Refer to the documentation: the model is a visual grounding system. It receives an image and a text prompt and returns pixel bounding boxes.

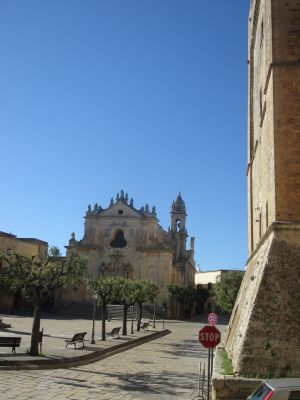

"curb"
[0,329,171,370]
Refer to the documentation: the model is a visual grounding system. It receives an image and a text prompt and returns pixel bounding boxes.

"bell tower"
[171,193,187,260]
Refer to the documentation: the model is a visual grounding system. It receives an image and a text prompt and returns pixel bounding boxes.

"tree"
[0,247,86,355]
[167,284,197,318]
[134,280,159,331]
[215,270,244,313]
[87,277,121,341]
[114,278,136,336]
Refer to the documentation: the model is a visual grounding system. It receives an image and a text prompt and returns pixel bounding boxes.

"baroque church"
[56,191,196,310]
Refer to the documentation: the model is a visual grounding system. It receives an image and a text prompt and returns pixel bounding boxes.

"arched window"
[110,229,127,248]
[176,219,181,231]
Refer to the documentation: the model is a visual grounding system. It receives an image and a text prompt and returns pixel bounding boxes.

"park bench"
[0,319,11,329]
[140,320,150,331]
[65,332,86,349]
[106,327,121,339]
[0,336,21,354]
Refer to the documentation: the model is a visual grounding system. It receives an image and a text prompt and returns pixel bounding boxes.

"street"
[0,319,226,400]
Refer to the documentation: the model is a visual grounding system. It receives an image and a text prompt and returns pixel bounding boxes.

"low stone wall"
[212,347,261,400]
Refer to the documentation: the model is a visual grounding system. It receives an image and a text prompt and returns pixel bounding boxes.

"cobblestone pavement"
[0,319,227,400]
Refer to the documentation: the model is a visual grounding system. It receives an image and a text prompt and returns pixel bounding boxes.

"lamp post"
[153,302,156,328]
[131,304,135,334]
[162,303,167,330]
[91,295,97,344]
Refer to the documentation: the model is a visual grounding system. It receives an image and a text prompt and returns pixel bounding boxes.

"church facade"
[57,191,196,310]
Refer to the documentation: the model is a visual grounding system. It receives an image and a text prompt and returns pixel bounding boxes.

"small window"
[118,209,123,215]
[259,212,262,239]
[259,89,263,119]
[260,19,264,48]
[110,229,127,248]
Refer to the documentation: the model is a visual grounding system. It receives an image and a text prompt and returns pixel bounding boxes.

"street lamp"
[162,303,167,330]
[153,301,156,328]
[130,303,135,334]
[91,294,97,344]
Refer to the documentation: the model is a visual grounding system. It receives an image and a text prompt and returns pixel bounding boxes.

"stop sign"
[199,325,221,348]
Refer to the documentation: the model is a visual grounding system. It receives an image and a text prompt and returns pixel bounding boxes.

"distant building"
[56,191,197,312]
[195,269,243,313]
[0,231,48,311]
[0,231,48,258]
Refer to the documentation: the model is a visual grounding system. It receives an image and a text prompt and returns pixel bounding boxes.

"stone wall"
[225,0,300,378]
[225,225,300,377]
[212,347,261,400]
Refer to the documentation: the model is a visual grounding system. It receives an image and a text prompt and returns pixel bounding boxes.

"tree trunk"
[30,302,41,356]
[101,301,106,341]
[122,304,128,336]
[137,303,143,332]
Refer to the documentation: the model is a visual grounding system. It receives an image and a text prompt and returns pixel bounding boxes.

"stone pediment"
[99,200,145,218]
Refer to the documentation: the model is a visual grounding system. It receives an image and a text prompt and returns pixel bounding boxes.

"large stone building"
[225,0,300,376]
[0,231,48,258]
[56,191,196,310]
[0,231,48,311]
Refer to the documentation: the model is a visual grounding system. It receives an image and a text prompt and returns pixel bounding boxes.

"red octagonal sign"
[199,325,221,348]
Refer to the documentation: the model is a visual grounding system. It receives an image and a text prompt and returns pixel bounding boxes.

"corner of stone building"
[224,228,300,377]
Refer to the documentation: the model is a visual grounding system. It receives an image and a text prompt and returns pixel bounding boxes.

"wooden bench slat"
[0,336,22,354]
[106,327,121,339]
[65,332,86,349]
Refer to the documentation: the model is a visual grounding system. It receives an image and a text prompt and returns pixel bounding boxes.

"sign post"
[198,325,221,399]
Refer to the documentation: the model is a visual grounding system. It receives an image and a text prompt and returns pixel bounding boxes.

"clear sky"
[0,1,250,271]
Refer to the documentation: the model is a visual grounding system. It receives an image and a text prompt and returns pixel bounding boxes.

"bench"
[140,320,150,331]
[65,332,86,349]
[0,336,21,354]
[0,319,12,329]
[106,327,121,339]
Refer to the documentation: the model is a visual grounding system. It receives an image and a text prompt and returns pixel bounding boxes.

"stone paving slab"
[0,318,229,400]
[0,314,169,369]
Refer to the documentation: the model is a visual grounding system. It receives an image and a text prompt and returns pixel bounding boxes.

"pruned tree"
[167,284,197,318]
[87,277,121,340]
[114,278,136,335]
[134,280,159,331]
[215,270,244,313]
[167,284,185,318]
[0,247,86,355]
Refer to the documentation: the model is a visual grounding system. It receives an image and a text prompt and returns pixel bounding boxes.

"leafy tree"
[134,280,159,331]
[88,277,121,340]
[114,278,136,336]
[167,284,198,318]
[0,247,86,355]
[195,286,209,314]
[215,270,244,313]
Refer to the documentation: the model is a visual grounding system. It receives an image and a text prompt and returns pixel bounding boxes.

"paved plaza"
[0,315,227,399]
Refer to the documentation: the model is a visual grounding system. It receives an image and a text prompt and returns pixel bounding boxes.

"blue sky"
[0,1,249,270]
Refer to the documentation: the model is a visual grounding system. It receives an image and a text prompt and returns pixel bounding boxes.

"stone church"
[56,191,196,310]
